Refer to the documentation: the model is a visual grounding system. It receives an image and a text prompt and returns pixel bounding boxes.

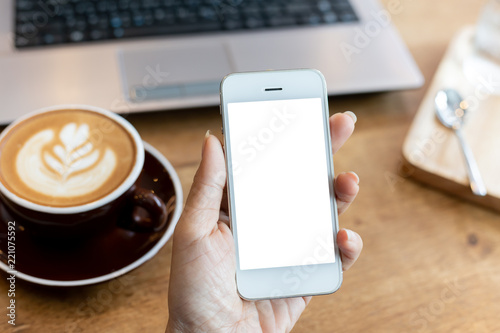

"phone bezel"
[220,69,342,300]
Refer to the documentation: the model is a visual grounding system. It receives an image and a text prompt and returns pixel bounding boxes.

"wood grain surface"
[2,1,500,332]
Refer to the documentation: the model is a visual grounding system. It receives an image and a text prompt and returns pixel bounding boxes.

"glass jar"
[475,0,500,62]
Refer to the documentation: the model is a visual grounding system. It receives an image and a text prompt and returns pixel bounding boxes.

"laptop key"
[217,4,239,18]
[40,20,65,33]
[338,11,358,22]
[75,17,88,31]
[129,0,142,11]
[329,0,353,8]
[298,13,323,26]
[264,5,282,17]
[142,0,162,9]
[176,6,198,23]
[43,33,66,45]
[110,14,123,28]
[224,19,244,30]
[16,11,39,23]
[154,9,175,24]
[245,16,265,29]
[317,0,332,12]
[15,35,41,47]
[118,0,131,11]
[119,12,133,27]
[143,10,155,25]
[242,6,261,16]
[323,11,338,23]
[16,0,36,11]
[285,3,312,14]
[68,30,85,42]
[89,29,110,40]
[268,16,296,27]
[199,6,218,21]
[75,2,95,15]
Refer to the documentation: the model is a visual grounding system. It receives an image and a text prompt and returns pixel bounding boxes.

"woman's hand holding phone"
[166,112,363,333]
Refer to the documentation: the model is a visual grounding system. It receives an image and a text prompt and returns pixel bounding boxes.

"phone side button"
[221,126,224,135]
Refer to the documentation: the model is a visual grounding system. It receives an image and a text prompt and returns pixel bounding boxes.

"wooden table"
[2,1,500,332]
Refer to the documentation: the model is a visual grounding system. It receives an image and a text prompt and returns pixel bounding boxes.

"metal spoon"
[434,89,487,196]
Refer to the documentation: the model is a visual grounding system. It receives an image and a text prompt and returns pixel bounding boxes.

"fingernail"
[344,111,357,124]
[345,229,357,241]
[202,130,211,157]
[348,171,360,185]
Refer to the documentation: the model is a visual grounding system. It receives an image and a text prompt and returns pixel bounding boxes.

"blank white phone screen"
[227,98,336,270]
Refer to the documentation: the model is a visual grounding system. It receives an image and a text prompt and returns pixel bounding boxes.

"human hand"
[166,112,363,333]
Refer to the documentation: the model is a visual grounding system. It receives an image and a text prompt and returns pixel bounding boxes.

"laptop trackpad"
[118,43,232,102]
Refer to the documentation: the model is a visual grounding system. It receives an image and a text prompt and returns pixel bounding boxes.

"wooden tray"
[402,27,500,212]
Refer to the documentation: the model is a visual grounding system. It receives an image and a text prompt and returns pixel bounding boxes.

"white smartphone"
[220,69,342,300]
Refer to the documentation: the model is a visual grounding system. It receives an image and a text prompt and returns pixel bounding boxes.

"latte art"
[16,123,116,197]
[44,123,99,180]
[0,110,136,207]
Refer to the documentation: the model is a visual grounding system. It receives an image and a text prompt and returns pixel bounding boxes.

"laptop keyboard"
[14,0,359,48]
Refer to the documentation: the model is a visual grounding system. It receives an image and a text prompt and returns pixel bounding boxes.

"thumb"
[176,132,226,242]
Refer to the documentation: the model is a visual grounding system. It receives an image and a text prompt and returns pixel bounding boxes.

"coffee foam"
[0,110,136,207]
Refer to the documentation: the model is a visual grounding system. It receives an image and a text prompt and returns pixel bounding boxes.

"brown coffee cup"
[0,105,167,238]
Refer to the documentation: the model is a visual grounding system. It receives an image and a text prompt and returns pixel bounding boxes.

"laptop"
[0,0,423,124]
